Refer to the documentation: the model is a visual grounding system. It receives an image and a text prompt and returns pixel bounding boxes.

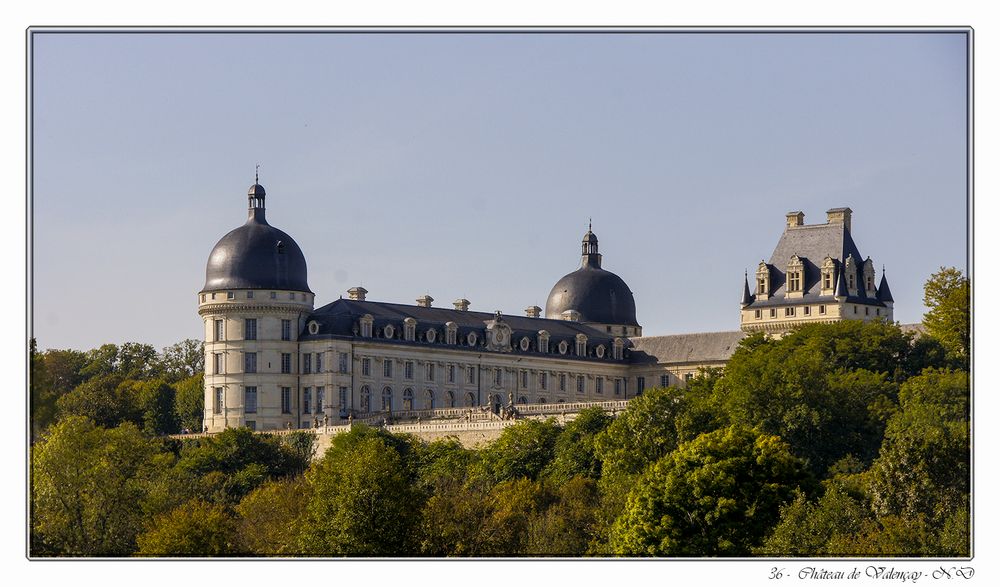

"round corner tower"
[198,181,314,432]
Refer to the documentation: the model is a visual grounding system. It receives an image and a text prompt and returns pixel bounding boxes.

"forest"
[28,268,970,557]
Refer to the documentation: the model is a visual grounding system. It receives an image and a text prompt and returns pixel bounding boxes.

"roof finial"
[589,217,592,232]
[255,163,260,185]
[882,264,886,275]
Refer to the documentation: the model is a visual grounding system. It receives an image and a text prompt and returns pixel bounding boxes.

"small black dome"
[202,184,310,293]
[545,267,638,326]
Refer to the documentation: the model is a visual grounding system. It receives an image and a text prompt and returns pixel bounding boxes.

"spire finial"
[589,217,592,232]
[255,163,260,185]
[882,264,886,275]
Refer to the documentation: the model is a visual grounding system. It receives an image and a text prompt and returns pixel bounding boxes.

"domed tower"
[545,224,641,337]
[197,179,314,432]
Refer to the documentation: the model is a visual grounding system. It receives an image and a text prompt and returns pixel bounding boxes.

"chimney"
[525,305,542,318]
[786,211,805,228]
[416,294,434,308]
[453,298,470,311]
[347,286,367,301]
[826,207,853,232]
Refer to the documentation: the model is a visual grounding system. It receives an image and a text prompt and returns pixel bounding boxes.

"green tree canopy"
[477,419,561,484]
[546,407,613,483]
[609,425,809,556]
[235,477,311,555]
[922,267,970,366]
[32,417,162,555]
[136,499,237,556]
[297,427,421,555]
[174,373,204,432]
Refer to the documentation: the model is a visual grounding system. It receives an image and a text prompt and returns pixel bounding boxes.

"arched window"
[445,390,455,408]
[465,392,476,407]
[518,396,528,405]
[360,386,371,413]
[575,334,588,357]
[424,389,435,410]
[445,322,458,345]
[537,330,550,354]
[403,388,414,411]
[538,397,546,404]
[360,314,374,338]
[382,387,393,411]
[403,317,416,341]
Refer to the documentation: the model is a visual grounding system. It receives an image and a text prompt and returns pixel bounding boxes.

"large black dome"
[202,184,311,293]
[544,229,638,327]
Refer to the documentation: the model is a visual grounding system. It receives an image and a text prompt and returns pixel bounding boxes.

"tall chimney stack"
[347,286,368,301]
[786,211,805,228]
[453,298,470,311]
[416,294,434,308]
[525,305,541,318]
[826,207,853,232]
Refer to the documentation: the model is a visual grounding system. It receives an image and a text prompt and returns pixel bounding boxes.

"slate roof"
[628,331,747,365]
[746,221,887,308]
[301,298,629,363]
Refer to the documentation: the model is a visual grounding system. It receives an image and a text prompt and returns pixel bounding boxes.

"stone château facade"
[197,182,895,432]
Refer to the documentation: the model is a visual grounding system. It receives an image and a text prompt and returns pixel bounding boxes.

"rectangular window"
[788,272,800,292]
[769,308,777,318]
[785,307,795,317]
[448,365,455,383]
[244,386,257,413]
[384,360,393,378]
[595,377,603,394]
[660,374,669,387]
[315,352,324,373]
[685,373,694,382]
[339,386,348,412]
[467,366,475,384]
[754,309,761,320]
[865,306,870,316]
[244,318,257,340]
[854,305,858,314]
[427,363,435,381]
[362,358,371,376]
[214,319,224,342]
[281,353,291,374]
[405,361,414,380]
[804,306,811,316]
[757,277,766,294]
[559,374,566,392]
[819,305,826,315]
[227,291,235,300]
[637,376,645,394]
[338,352,348,374]
[576,375,585,394]
[303,353,312,374]
[494,368,502,386]
[270,291,277,299]
[303,388,311,414]
[214,387,223,414]
[521,371,528,389]
[540,372,548,390]
[213,352,223,375]
[823,273,832,289]
[281,387,291,414]
[281,319,291,341]
[316,387,325,414]
[614,378,622,396]
[244,352,257,373]
[289,292,295,300]
[247,290,254,299]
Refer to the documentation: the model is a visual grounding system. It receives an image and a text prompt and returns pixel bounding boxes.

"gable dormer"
[786,254,804,299]
[755,261,771,300]
[844,254,858,296]
[820,256,836,295]
[863,257,876,298]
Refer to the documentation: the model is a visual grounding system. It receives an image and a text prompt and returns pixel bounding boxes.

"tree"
[609,425,808,556]
[526,476,602,556]
[158,339,204,382]
[478,419,561,484]
[546,407,612,483]
[119,378,181,435]
[297,428,421,555]
[756,484,871,556]
[922,267,970,366]
[235,477,311,555]
[174,373,204,432]
[30,342,89,440]
[867,368,969,527]
[31,417,161,555]
[136,499,237,556]
[55,374,137,429]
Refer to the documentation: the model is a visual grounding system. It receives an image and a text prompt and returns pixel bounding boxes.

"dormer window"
[426,329,437,343]
[537,330,550,354]
[845,255,858,294]
[360,314,374,338]
[786,255,804,296]
[445,322,458,345]
[820,257,836,294]
[467,332,478,347]
[756,262,771,299]
[520,337,530,351]
[383,324,395,339]
[558,340,569,355]
[613,338,625,360]
[403,318,416,341]
[575,334,588,357]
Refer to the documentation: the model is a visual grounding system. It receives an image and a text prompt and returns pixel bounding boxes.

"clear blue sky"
[30,31,969,351]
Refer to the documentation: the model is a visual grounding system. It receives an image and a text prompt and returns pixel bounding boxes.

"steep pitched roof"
[746,221,885,308]
[628,331,746,365]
